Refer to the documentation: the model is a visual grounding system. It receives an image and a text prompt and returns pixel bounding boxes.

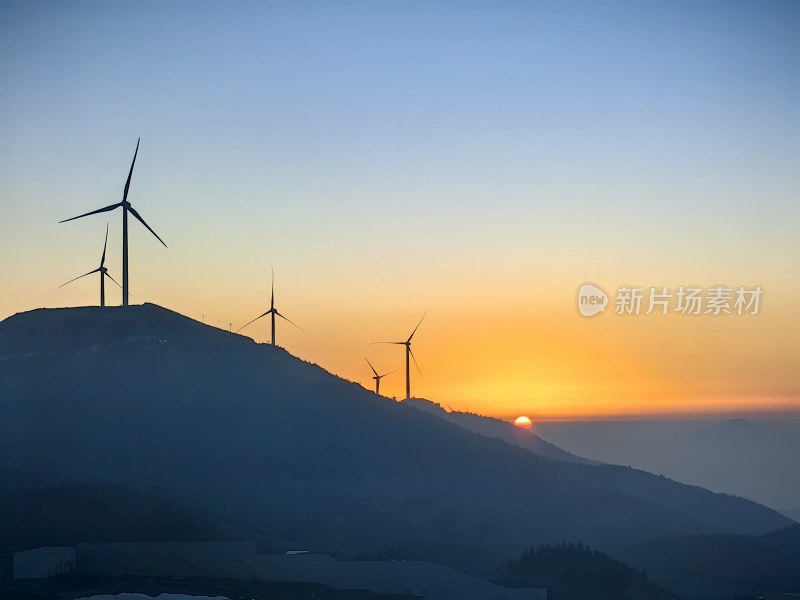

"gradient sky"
[2,1,798,419]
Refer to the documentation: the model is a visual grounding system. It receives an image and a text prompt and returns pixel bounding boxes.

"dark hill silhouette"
[404,398,595,464]
[0,480,269,553]
[0,304,792,577]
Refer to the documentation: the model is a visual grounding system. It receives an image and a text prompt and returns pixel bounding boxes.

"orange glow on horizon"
[3,263,798,421]
[6,287,795,421]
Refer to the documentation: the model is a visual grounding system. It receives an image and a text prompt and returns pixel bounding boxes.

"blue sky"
[3,1,797,245]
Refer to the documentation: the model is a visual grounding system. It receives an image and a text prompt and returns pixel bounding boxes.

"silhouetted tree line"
[495,542,652,600]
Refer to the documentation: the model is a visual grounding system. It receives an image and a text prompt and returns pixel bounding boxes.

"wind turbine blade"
[104,271,123,289]
[270,265,275,310]
[407,310,427,343]
[275,311,305,331]
[59,268,100,288]
[409,347,423,376]
[236,311,270,333]
[59,202,120,223]
[100,223,109,267]
[123,138,140,204]
[368,341,406,346]
[128,205,168,248]
[365,357,379,377]
[380,369,398,378]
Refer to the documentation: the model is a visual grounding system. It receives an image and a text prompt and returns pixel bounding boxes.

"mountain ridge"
[536,417,800,516]
[0,304,792,578]
[403,398,596,464]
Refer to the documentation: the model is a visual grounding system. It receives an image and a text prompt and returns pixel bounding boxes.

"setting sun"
[514,416,533,430]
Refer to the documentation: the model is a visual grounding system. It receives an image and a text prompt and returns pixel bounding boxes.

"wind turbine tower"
[238,267,303,346]
[60,138,167,307]
[59,224,122,306]
[365,358,395,396]
[374,311,426,400]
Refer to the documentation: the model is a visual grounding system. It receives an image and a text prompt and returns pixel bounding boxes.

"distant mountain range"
[617,525,800,598]
[0,304,794,587]
[536,417,800,519]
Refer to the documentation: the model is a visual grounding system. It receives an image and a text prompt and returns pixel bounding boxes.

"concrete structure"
[77,541,254,580]
[332,560,546,600]
[255,553,547,600]
[15,542,546,599]
[14,546,76,579]
[256,552,337,583]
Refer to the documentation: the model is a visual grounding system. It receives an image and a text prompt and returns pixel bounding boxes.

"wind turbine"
[365,358,396,396]
[59,138,167,307]
[237,267,303,346]
[59,224,122,307]
[373,311,426,400]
